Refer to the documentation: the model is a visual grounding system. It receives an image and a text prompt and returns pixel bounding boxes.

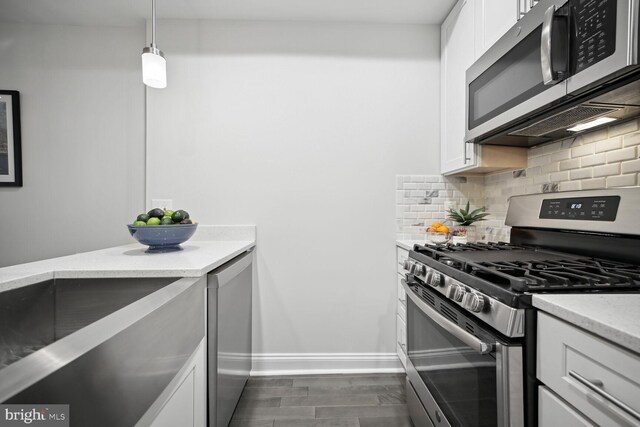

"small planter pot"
[451,225,477,244]
[452,235,467,245]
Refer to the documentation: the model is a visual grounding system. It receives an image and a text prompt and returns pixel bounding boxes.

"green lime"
[160,217,173,225]
[164,209,174,217]
[175,209,189,219]
[136,213,150,222]
[171,211,185,223]
[133,220,147,226]
[147,208,164,219]
[147,217,161,226]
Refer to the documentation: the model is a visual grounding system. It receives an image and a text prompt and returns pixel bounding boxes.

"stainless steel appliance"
[207,250,253,427]
[403,188,640,427]
[466,0,640,147]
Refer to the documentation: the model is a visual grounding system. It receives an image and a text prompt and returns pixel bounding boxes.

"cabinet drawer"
[397,247,409,274]
[397,275,407,322]
[537,313,640,427]
[539,386,596,427]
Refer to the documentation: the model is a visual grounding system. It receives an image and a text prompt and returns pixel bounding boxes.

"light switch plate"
[151,199,173,210]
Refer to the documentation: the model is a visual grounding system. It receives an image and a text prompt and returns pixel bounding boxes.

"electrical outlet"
[151,199,173,210]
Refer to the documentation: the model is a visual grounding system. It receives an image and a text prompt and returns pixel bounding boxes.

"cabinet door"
[475,0,518,57]
[440,0,478,175]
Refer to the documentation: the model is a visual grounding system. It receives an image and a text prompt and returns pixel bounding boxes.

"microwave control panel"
[539,196,620,221]
[573,0,617,74]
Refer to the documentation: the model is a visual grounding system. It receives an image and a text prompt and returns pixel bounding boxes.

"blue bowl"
[127,224,198,253]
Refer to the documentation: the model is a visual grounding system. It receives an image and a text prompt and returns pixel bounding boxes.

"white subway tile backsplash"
[559,181,581,191]
[581,177,607,190]
[607,174,637,187]
[581,153,606,167]
[571,143,595,158]
[559,158,581,170]
[595,136,622,153]
[621,159,640,174]
[606,146,636,163]
[570,167,593,180]
[540,163,560,173]
[550,171,570,182]
[529,155,552,167]
[593,163,620,177]
[533,174,550,184]
[397,121,640,240]
[550,149,571,162]
[579,128,608,144]
[623,131,640,147]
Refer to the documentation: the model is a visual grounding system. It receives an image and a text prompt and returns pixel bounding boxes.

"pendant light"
[142,0,166,88]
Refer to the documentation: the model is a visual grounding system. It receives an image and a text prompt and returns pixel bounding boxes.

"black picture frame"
[0,90,22,187]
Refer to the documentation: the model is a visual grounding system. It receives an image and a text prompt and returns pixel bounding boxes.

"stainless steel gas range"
[402,188,640,427]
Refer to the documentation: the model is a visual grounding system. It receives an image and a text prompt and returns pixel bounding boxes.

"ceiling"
[0,0,457,27]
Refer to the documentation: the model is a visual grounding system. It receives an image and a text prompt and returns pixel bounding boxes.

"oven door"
[466,0,569,143]
[402,279,524,427]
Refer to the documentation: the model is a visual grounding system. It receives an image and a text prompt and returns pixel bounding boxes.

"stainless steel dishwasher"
[207,250,253,427]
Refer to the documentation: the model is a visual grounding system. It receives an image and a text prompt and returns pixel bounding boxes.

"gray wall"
[0,22,145,267]
[146,20,441,362]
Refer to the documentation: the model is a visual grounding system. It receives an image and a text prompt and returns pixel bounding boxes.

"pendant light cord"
[151,0,157,48]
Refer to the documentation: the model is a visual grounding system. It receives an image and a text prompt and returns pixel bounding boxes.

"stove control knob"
[402,259,411,271]
[464,293,487,313]
[447,284,466,302]
[430,272,442,287]
[416,264,427,276]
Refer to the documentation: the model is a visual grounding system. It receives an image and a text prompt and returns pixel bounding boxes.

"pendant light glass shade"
[142,0,166,89]
[142,47,166,88]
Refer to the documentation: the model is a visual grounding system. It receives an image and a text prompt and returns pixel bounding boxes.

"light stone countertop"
[396,240,424,251]
[0,226,256,293]
[533,294,640,355]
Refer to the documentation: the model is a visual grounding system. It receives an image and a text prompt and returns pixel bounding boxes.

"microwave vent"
[509,105,620,137]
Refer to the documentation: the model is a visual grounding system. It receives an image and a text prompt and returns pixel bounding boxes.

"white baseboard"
[251,353,404,376]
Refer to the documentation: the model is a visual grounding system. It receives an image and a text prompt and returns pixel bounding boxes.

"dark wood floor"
[229,373,413,427]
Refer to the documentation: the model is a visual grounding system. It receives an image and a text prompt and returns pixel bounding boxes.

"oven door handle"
[402,279,494,355]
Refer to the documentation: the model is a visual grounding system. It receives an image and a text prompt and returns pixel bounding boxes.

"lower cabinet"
[537,312,640,427]
[396,246,409,368]
[138,339,207,427]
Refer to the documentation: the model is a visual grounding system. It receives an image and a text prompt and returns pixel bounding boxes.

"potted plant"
[446,201,489,244]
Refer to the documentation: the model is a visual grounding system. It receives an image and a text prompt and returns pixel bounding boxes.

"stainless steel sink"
[0,276,205,427]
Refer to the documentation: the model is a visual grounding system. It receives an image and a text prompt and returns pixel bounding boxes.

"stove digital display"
[539,196,620,221]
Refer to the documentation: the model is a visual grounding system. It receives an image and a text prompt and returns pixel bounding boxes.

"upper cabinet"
[474,0,519,56]
[440,0,528,176]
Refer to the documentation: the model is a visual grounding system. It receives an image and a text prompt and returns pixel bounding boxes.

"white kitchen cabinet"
[537,313,640,427]
[138,339,207,427]
[440,0,528,175]
[441,0,478,175]
[474,0,518,57]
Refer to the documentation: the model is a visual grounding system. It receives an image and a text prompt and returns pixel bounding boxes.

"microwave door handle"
[402,279,494,355]
[541,5,557,85]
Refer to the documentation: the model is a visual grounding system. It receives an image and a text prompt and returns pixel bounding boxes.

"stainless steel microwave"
[466,0,640,147]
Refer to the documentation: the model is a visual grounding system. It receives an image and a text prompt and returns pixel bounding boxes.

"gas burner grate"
[412,242,640,294]
[471,258,640,292]
[436,242,527,252]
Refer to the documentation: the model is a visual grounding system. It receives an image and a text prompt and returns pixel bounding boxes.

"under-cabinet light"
[567,117,617,132]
